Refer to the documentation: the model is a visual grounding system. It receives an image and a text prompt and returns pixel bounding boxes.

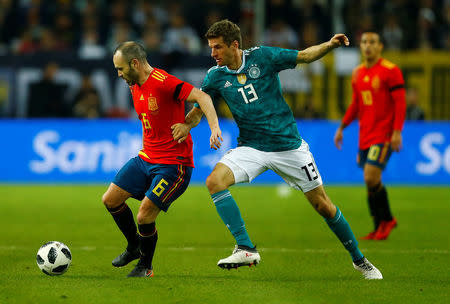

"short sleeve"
[164,74,194,102]
[260,46,298,72]
[200,72,219,101]
[387,66,405,91]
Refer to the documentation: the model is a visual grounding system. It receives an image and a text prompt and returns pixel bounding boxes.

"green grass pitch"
[0,184,449,304]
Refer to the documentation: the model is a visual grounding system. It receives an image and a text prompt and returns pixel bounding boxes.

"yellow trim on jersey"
[139,150,151,159]
[152,70,167,82]
[152,75,164,82]
[380,59,396,69]
[154,70,166,79]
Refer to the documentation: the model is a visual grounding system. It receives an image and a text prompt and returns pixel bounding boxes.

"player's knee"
[307,188,335,217]
[102,191,123,209]
[364,175,380,188]
[136,211,147,225]
[205,173,224,193]
[137,200,159,224]
[322,203,336,218]
[137,209,158,224]
[315,201,334,218]
[102,192,114,208]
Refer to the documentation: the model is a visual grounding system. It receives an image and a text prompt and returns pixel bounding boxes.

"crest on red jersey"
[148,97,159,112]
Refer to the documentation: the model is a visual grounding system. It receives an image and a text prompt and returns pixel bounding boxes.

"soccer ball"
[36,241,72,276]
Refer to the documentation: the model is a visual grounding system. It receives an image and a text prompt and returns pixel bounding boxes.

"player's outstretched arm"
[186,88,223,150]
[297,34,349,64]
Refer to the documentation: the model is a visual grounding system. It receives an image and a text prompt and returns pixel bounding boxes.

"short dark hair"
[114,41,147,64]
[205,19,242,48]
[361,30,383,44]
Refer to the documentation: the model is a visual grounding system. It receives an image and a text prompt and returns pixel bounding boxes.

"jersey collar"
[139,69,158,89]
[225,50,246,74]
[364,57,383,70]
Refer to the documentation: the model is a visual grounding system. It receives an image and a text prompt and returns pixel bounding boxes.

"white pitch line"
[0,245,448,254]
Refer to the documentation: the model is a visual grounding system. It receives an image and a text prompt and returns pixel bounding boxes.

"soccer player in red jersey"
[102,41,222,277]
[334,31,406,240]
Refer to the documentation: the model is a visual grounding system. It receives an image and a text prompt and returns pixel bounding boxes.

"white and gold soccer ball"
[36,241,72,276]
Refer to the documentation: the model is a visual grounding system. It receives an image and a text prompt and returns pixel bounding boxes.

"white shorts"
[219,140,323,193]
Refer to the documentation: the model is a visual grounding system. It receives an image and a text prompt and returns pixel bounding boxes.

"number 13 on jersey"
[238,84,259,104]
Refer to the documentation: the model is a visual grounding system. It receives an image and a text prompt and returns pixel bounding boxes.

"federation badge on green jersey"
[248,64,260,78]
[237,74,247,84]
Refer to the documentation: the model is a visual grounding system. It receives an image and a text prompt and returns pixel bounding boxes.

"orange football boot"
[373,218,397,240]
[360,231,377,240]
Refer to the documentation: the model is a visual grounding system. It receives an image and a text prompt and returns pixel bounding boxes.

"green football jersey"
[201,46,302,152]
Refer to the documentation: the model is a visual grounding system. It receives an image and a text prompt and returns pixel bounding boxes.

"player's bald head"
[114,41,148,64]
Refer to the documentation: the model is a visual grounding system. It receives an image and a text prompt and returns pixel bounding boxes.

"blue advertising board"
[0,119,448,184]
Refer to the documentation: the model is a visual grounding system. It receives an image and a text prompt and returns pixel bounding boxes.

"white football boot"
[217,245,261,269]
[353,257,383,279]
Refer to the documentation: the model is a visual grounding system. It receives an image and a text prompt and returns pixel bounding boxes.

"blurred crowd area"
[1,0,449,57]
[0,0,448,120]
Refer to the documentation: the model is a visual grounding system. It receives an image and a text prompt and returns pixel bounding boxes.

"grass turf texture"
[0,185,448,304]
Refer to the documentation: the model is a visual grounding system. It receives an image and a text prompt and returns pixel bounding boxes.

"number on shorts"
[368,145,380,161]
[301,162,319,182]
[152,179,168,197]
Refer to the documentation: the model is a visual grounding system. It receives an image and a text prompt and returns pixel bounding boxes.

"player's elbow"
[297,51,312,64]
[197,92,213,108]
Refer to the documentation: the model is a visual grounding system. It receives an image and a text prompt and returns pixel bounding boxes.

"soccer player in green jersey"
[173,20,382,279]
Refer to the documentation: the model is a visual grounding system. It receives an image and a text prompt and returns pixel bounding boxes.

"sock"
[212,190,254,248]
[376,185,393,221]
[107,203,139,250]
[369,183,393,223]
[138,222,158,268]
[367,184,382,230]
[324,206,364,262]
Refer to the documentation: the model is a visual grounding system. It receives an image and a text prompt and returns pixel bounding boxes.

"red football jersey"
[130,68,194,167]
[342,58,406,149]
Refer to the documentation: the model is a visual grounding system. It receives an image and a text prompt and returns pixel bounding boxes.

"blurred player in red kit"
[334,31,406,240]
